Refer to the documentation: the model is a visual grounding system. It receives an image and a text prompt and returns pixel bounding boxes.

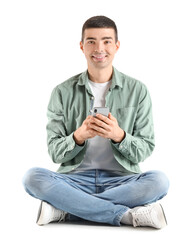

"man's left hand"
[89,113,125,143]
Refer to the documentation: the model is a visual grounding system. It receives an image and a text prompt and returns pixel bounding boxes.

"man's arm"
[47,87,85,164]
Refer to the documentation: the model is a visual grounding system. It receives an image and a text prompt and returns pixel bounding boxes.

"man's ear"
[80,41,84,52]
[116,41,120,52]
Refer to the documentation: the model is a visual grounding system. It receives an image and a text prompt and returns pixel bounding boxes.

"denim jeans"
[22,168,169,226]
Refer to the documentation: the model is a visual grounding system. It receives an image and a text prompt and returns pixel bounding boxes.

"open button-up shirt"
[47,67,155,174]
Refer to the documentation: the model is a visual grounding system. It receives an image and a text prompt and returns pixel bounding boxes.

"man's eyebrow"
[85,37,113,41]
[101,37,113,40]
[85,37,97,40]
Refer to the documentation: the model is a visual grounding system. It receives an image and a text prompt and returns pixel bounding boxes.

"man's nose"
[95,42,104,53]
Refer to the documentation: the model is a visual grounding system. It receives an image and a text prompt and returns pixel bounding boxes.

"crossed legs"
[23,168,169,226]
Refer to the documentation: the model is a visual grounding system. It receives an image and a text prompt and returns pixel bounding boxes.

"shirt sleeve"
[46,86,85,164]
[111,85,155,164]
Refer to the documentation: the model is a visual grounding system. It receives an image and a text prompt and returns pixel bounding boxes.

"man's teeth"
[93,56,105,58]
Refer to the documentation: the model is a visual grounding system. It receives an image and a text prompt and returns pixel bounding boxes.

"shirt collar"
[110,67,123,89]
[78,67,123,89]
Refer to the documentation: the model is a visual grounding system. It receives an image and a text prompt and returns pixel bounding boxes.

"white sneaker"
[130,203,167,229]
[36,201,67,226]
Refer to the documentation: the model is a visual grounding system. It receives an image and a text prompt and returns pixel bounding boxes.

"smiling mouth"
[92,54,107,61]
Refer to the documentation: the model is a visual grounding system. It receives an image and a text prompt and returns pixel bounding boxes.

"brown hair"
[81,16,118,43]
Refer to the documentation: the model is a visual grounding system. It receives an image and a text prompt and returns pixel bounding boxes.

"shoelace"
[57,212,67,223]
[132,207,154,227]
[49,209,67,223]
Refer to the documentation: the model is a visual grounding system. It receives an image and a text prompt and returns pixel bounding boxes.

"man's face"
[80,28,120,70]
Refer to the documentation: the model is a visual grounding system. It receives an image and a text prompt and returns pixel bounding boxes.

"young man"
[23,16,169,229]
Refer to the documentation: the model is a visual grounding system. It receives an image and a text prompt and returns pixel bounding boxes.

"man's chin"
[91,60,111,69]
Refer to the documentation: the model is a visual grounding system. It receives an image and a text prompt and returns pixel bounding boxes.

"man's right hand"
[73,115,97,145]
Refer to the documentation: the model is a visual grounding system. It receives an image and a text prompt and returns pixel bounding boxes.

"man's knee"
[147,170,170,198]
[22,167,49,197]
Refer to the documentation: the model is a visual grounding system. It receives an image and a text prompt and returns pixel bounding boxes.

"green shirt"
[47,67,155,174]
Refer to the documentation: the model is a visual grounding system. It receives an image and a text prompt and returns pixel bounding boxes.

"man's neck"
[87,66,113,83]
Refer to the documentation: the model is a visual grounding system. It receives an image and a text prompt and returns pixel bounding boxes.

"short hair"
[81,16,118,43]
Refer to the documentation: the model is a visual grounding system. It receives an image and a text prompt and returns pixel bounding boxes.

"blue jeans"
[22,168,169,226]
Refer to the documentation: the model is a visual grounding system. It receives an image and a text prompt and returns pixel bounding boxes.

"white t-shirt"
[72,79,130,175]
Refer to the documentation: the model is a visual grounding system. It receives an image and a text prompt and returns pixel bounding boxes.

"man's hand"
[73,113,125,145]
[89,113,125,143]
[73,115,98,145]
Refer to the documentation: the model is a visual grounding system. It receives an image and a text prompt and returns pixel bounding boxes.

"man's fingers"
[108,113,118,122]
[91,117,111,130]
[95,114,111,124]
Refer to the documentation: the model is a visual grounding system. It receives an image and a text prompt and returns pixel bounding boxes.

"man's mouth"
[91,54,107,61]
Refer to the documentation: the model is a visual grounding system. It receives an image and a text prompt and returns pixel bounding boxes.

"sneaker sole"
[36,201,44,226]
[155,203,167,229]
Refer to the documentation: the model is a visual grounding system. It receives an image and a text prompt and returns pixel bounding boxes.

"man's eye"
[88,41,95,44]
[105,41,111,44]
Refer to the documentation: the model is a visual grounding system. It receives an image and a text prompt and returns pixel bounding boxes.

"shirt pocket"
[116,107,137,133]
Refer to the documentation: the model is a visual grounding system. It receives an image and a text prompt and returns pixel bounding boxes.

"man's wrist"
[73,131,85,146]
[112,130,126,143]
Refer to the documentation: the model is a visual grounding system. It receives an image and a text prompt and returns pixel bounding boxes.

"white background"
[0,0,196,239]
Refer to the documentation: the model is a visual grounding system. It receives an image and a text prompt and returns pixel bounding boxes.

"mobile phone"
[92,107,109,117]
